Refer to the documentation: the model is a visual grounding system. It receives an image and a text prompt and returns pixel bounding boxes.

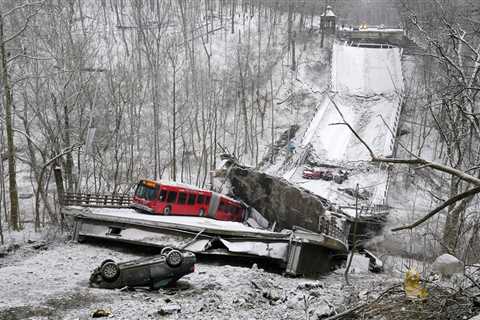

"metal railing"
[63,192,133,208]
[318,216,349,245]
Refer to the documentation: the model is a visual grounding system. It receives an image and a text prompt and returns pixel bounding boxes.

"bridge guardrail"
[63,192,133,208]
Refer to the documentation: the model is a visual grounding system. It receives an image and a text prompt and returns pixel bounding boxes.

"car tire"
[161,247,173,256]
[163,206,171,215]
[100,261,120,282]
[166,250,183,268]
[101,259,115,267]
[199,208,205,217]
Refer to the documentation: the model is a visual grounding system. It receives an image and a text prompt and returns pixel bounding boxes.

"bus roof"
[140,179,243,204]
[156,179,208,192]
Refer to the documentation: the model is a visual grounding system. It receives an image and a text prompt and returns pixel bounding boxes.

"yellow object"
[404,269,428,300]
[142,179,157,188]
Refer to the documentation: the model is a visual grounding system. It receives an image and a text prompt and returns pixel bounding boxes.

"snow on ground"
[0,240,398,320]
[290,162,389,211]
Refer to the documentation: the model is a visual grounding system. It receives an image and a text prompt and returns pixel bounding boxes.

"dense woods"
[0,0,479,265]
[388,0,480,259]
[3,1,480,320]
[0,0,302,231]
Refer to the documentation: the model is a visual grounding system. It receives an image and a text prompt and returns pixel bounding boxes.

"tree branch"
[371,157,480,186]
[326,94,376,159]
[3,1,44,18]
[3,9,41,44]
[42,143,83,169]
[391,185,480,232]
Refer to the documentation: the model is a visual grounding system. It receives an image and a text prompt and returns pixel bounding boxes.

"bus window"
[159,190,167,201]
[188,194,196,205]
[197,195,204,204]
[135,184,156,200]
[205,196,211,205]
[178,192,187,204]
[167,191,177,203]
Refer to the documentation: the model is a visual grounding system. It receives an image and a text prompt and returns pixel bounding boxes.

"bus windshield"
[135,183,157,200]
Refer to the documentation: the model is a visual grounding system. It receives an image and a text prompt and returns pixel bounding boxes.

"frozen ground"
[0,239,398,320]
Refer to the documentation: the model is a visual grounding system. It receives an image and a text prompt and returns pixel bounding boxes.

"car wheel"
[199,208,205,217]
[166,250,183,268]
[161,247,173,256]
[100,261,120,282]
[101,259,115,267]
[163,206,171,215]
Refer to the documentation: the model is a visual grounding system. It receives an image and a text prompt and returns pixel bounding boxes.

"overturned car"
[90,248,195,290]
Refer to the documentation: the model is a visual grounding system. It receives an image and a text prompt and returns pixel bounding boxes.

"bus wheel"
[163,206,171,215]
[199,208,205,217]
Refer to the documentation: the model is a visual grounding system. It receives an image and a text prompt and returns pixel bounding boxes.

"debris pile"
[302,168,349,184]
[337,284,480,320]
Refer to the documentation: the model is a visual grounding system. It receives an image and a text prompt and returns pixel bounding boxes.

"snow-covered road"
[332,44,403,96]
[303,42,404,161]
[292,42,405,209]
[301,94,400,161]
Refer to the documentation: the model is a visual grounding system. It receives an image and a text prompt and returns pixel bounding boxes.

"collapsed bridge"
[281,40,405,218]
[62,35,405,277]
[63,174,349,277]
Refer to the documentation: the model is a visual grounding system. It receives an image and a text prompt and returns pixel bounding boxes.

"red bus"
[131,179,246,222]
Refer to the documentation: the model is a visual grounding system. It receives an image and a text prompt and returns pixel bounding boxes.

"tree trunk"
[0,13,20,231]
[172,61,177,181]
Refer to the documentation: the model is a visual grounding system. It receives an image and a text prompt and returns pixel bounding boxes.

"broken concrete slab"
[225,164,330,233]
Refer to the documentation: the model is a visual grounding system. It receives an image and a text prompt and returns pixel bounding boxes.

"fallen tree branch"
[391,185,480,232]
[327,94,376,159]
[327,94,480,232]
[371,157,480,186]
[324,284,402,320]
